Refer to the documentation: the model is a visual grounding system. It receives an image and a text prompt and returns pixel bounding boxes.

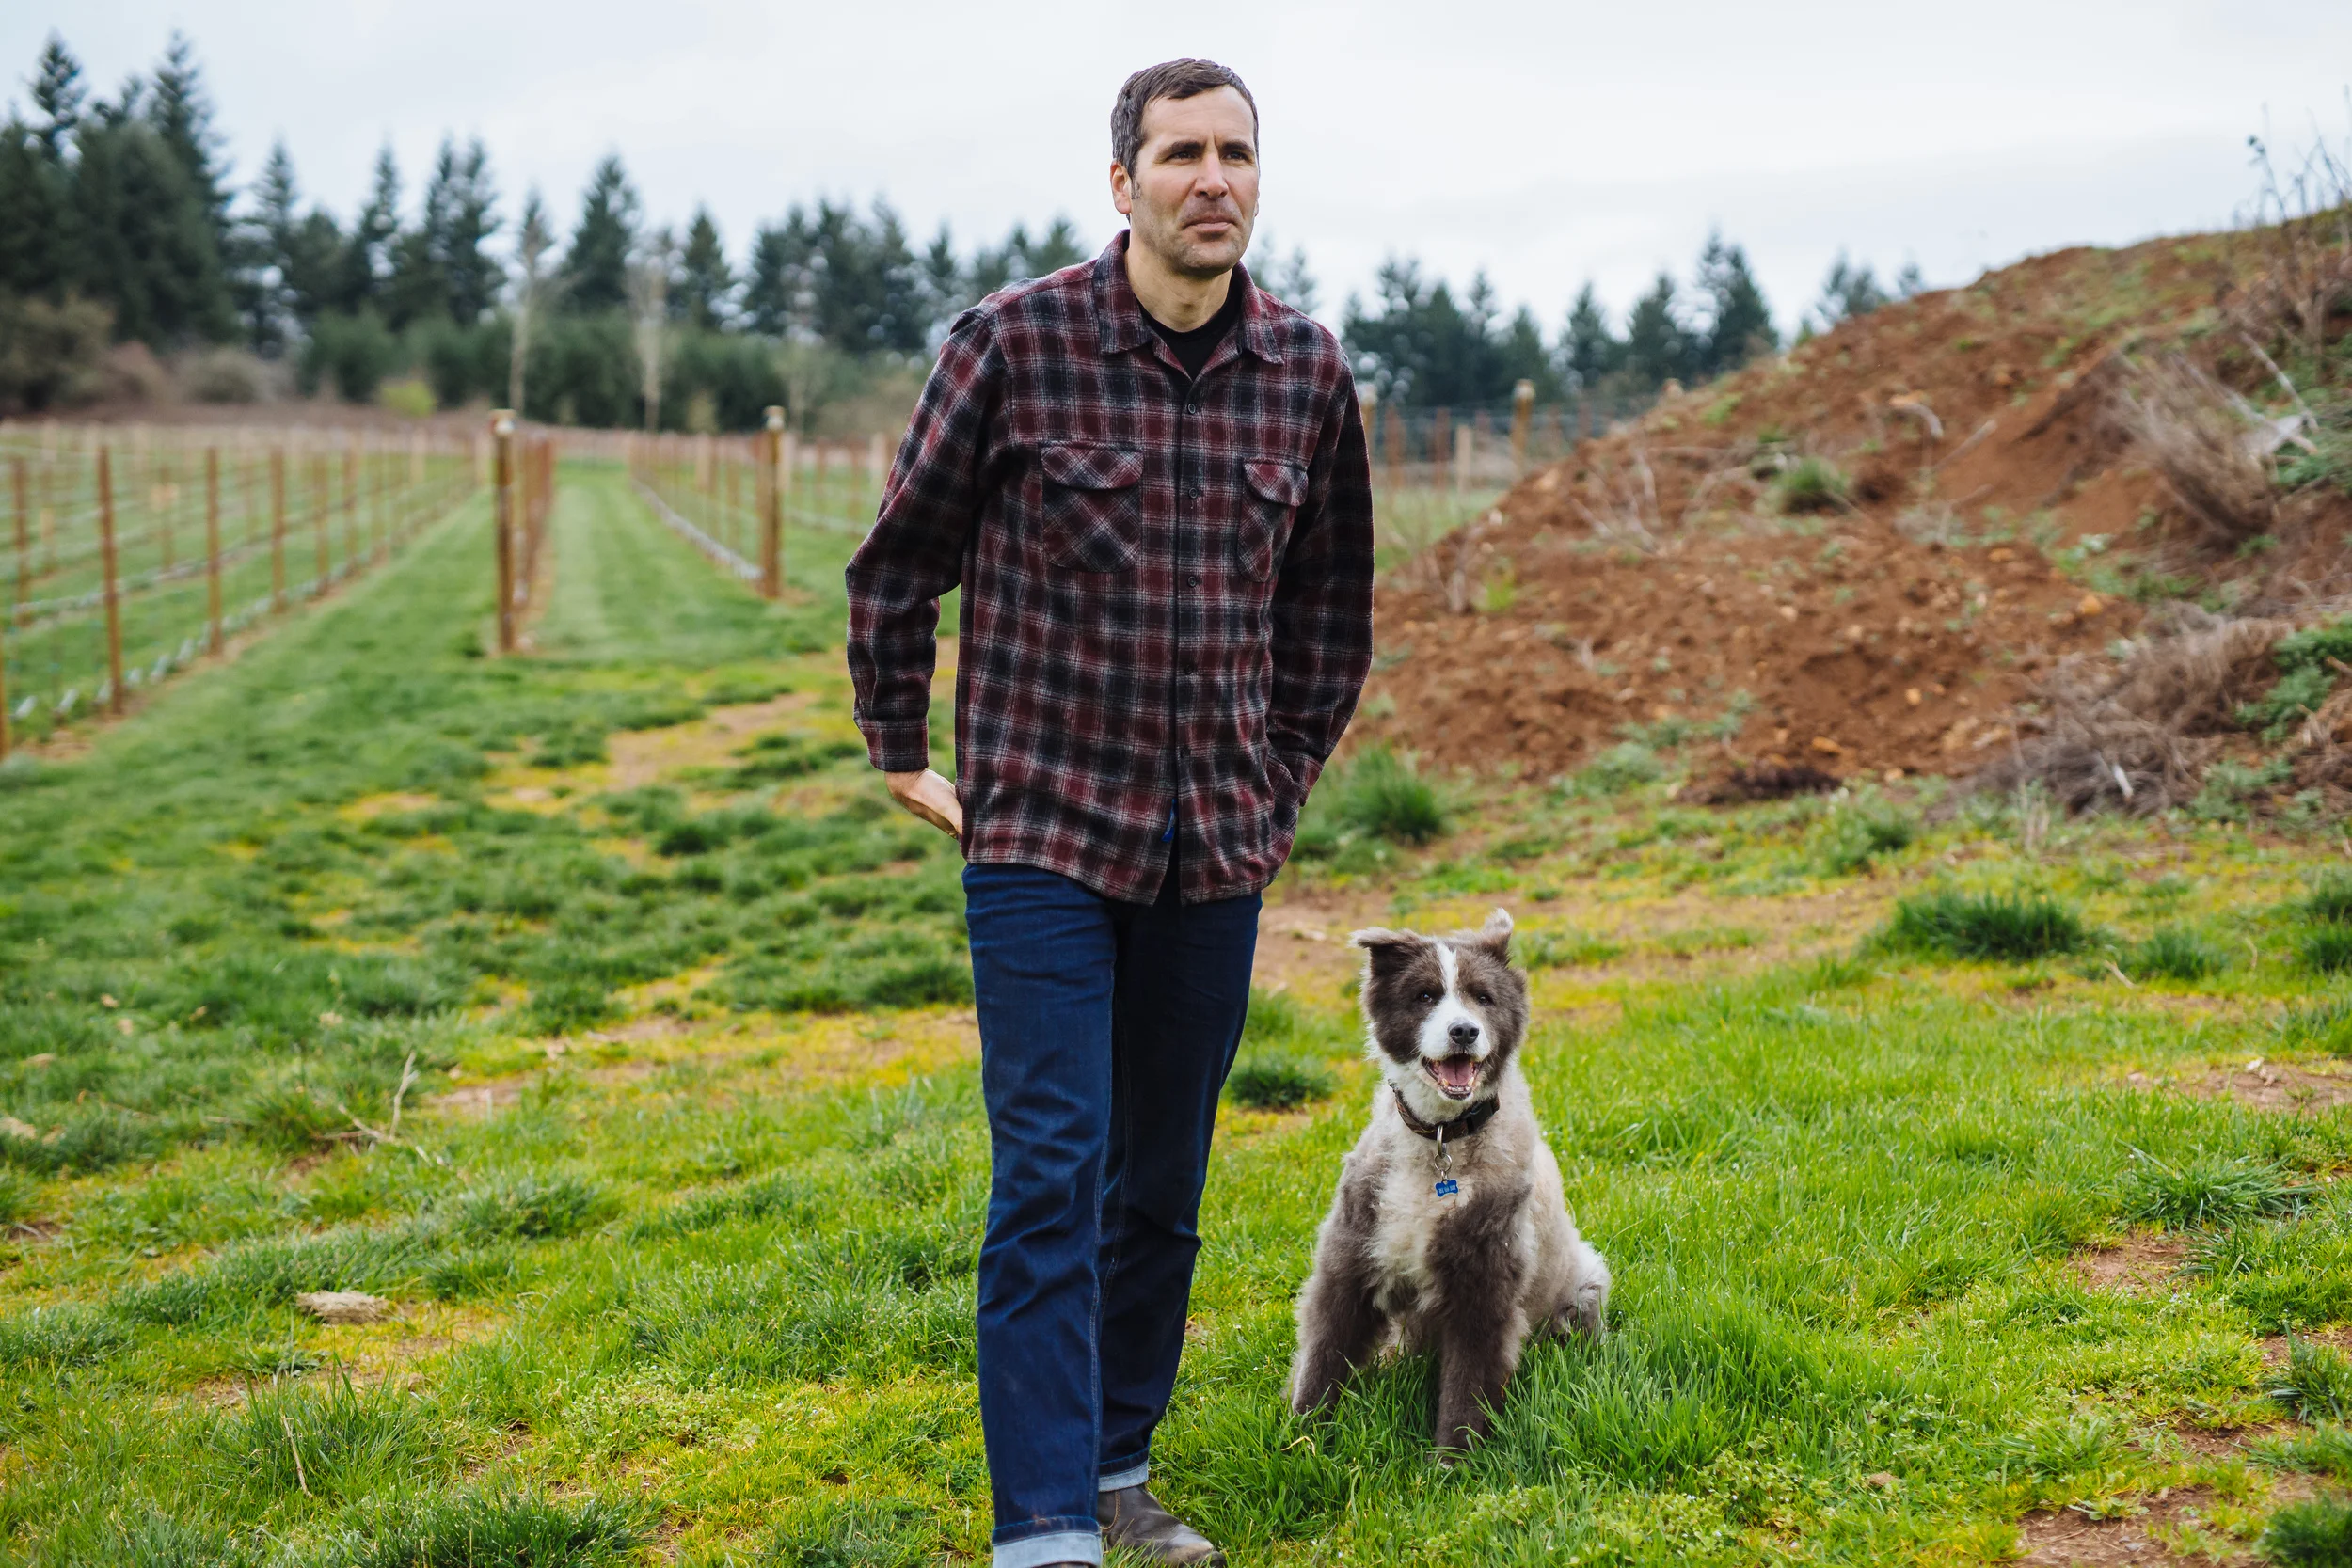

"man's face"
[1112,87,1259,279]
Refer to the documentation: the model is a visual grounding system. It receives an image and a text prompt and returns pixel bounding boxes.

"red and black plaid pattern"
[846,233,1375,904]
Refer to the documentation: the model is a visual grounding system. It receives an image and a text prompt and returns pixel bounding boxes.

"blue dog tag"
[1434,1178,1459,1198]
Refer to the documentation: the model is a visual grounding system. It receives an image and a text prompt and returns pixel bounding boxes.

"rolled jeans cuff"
[1097,1456,1150,1492]
[992,1523,1102,1568]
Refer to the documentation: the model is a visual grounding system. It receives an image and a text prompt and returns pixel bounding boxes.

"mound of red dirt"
[1351,230,2351,788]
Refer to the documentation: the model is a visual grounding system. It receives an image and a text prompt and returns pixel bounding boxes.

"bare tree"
[507,189,560,414]
[628,228,677,434]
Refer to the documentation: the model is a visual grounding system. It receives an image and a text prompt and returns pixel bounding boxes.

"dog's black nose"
[1447,1020,1480,1048]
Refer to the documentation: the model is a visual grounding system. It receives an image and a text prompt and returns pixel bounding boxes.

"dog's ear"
[1349,927,1425,975]
[1475,908,1514,958]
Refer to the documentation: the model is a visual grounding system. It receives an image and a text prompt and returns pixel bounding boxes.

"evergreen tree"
[29,35,85,161]
[1251,238,1318,315]
[507,186,558,411]
[1024,216,1087,276]
[1560,282,1620,391]
[1342,259,1525,406]
[441,137,501,324]
[336,144,399,315]
[72,102,235,344]
[806,200,926,354]
[1813,252,1888,329]
[919,222,964,334]
[675,206,732,329]
[146,33,229,236]
[383,136,500,329]
[741,218,800,338]
[1620,272,1689,391]
[561,154,638,314]
[1694,230,1775,377]
[0,110,71,298]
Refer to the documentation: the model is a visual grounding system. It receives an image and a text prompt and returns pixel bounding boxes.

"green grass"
[2124,925,2231,982]
[10,461,2352,1561]
[1768,455,1851,514]
[1879,888,2090,961]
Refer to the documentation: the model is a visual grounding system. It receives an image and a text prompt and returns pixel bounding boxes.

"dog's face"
[1350,909,1529,1113]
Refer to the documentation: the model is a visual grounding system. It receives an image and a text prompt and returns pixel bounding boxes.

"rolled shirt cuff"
[863,721,931,775]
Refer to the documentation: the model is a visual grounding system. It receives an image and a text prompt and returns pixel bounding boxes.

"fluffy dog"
[1287,909,1610,1450]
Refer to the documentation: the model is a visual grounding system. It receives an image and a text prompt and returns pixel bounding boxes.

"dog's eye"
[1415,990,1435,1004]
[1475,990,1493,1006]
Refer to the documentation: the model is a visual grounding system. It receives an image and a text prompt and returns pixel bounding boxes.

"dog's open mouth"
[1422,1055,1482,1100]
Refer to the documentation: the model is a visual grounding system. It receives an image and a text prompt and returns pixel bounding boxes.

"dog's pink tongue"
[1428,1056,1480,1097]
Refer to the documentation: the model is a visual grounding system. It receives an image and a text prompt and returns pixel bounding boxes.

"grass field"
[8,464,2352,1564]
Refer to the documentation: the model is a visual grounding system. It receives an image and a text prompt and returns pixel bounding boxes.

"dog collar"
[1391,1088,1500,1143]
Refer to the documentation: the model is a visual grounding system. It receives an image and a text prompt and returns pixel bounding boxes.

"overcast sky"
[8,2,2349,338]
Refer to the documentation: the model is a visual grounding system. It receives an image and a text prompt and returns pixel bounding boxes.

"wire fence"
[622,424,890,596]
[0,421,477,755]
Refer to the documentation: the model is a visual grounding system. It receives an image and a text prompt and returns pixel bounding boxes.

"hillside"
[1352,229,2352,804]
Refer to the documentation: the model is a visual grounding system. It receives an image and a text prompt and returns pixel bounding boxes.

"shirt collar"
[1091,230,1285,367]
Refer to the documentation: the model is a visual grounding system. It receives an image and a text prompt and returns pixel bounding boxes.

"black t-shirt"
[1144,278,1245,381]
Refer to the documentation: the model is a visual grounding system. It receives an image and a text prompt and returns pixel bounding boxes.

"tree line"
[1344,237,1925,411]
[0,33,1102,429]
[0,29,1926,428]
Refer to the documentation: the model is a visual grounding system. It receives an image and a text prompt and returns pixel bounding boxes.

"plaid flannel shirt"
[845,234,1375,904]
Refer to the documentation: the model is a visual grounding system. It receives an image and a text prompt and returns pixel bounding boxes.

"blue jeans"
[962,854,1261,1568]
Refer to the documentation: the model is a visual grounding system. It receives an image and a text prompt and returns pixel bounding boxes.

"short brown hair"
[1111,59,1257,174]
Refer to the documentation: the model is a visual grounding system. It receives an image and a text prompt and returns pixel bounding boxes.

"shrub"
[181,346,267,404]
[0,290,110,413]
[377,376,436,419]
[1881,890,2087,961]
[1769,456,1849,514]
[1226,1054,1337,1111]
[301,311,400,404]
[2112,352,2277,547]
[2264,1496,2352,1567]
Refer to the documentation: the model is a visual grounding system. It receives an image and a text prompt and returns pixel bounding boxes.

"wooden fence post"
[492,410,516,654]
[761,406,785,598]
[9,457,25,625]
[157,456,175,572]
[1359,387,1380,494]
[1454,421,1474,497]
[1511,380,1534,476]
[310,452,330,592]
[342,439,359,571]
[97,447,123,716]
[1431,408,1452,493]
[205,448,223,654]
[1384,405,1405,498]
[270,448,287,610]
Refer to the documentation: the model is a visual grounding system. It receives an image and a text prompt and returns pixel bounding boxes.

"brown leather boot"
[1096,1485,1226,1565]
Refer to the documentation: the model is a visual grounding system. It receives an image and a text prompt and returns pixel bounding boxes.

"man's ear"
[1475,908,1514,959]
[1109,161,1134,217]
[1349,927,1425,976]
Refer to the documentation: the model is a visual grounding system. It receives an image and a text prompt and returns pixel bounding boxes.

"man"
[845,58,1373,1568]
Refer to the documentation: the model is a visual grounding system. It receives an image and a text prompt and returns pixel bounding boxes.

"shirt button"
[1186,572,1202,587]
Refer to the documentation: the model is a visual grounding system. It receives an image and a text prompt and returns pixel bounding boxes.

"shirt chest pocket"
[1236,458,1308,581]
[1040,442,1144,573]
